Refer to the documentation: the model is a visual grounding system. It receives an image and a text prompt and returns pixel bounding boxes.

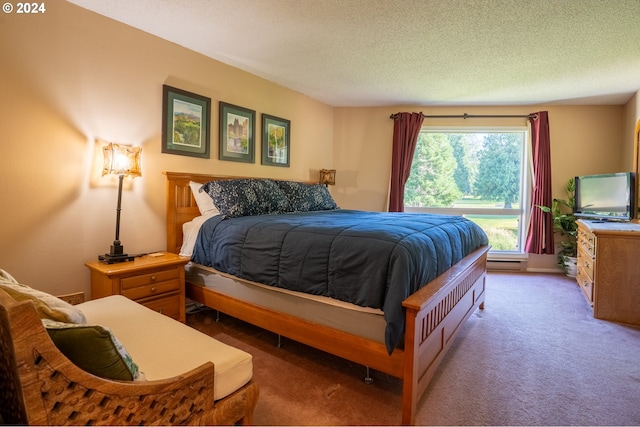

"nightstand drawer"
[139,293,181,320]
[121,269,180,290]
[86,252,189,323]
[121,279,180,300]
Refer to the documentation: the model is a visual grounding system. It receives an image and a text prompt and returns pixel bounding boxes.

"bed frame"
[165,171,488,425]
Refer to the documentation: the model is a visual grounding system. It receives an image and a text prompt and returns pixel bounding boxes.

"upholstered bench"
[0,270,258,426]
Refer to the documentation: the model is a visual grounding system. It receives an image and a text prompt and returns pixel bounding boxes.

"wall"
[332,104,625,271]
[332,105,624,211]
[1,2,636,292]
[0,2,333,296]
[623,92,638,171]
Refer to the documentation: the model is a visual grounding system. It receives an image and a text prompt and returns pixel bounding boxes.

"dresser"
[576,220,640,326]
[85,252,190,322]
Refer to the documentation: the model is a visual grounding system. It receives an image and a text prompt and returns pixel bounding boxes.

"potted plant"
[538,178,578,276]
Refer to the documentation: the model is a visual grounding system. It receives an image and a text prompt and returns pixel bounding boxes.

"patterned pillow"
[0,269,86,324]
[201,178,291,218]
[277,181,338,211]
[43,319,142,381]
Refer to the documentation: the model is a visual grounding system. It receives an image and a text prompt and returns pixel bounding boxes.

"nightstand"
[85,252,190,322]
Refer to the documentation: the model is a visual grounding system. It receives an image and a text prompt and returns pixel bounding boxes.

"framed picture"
[219,102,255,163]
[261,114,290,167]
[162,85,211,158]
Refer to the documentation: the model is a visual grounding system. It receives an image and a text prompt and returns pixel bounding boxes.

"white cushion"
[77,295,252,400]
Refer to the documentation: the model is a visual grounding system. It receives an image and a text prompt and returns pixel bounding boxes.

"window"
[404,127,530,254]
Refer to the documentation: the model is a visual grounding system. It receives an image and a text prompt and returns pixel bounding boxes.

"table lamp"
[99,143,142,264]
[319,169,336,187]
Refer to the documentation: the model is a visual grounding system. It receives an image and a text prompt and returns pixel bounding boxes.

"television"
[574,172,636,221]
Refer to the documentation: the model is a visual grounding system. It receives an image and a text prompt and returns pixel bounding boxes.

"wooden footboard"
[402,245,487,424]
[165,171,488,425]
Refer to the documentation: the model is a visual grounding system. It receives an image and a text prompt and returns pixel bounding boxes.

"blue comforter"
[192,210,488,353]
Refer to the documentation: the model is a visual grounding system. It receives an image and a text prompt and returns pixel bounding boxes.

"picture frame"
[261,114,290,167]
[219,102,255,163]
[162,85,211,158]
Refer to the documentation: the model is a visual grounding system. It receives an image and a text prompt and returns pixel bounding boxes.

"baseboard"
[487,259,526,272]
[525,267,566,274]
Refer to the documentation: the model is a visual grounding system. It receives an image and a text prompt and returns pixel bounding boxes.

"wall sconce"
[319,169,336,187]
[99,143,142,264]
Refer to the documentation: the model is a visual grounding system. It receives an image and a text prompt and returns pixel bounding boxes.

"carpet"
[187,272,640,425]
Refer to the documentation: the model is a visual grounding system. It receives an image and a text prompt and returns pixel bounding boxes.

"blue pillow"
[202,178,291,218]
[277,181,338,212]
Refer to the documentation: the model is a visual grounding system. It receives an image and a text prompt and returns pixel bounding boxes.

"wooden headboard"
[164,171,316,254]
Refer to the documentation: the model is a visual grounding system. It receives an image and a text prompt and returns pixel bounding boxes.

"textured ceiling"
[68,0,640,107]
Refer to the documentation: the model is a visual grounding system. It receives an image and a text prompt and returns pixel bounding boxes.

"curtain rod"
[389,113,537,120]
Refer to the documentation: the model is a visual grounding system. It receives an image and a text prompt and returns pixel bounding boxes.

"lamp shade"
[102,143,142,177]
[319,169,336,186]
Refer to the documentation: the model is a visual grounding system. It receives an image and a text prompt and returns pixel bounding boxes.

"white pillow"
[179,212,218,257]
[189,181,219,216]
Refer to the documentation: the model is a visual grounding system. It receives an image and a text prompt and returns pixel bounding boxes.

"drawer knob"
[151,286,157,293]
[151,275,157,281]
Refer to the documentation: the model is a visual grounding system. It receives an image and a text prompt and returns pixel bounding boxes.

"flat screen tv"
[574,172,636,221]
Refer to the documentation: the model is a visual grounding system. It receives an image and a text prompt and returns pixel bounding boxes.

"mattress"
[191,209,489,353]
[78,295,253,400]
[186,262,387,344]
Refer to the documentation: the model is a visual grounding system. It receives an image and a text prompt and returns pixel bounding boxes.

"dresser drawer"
[577,246,594,281]
[138,293,181,320]
[576,267,594,305]
[578,229,596,257]
[121,279,180,300]
[120,268,180,290]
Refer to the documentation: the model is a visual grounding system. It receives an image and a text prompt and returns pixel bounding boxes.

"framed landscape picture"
[219,102,255,163]
[261,114,290,167]
[161,85,211,158]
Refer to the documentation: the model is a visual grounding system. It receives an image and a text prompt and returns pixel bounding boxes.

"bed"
[165,171,489,425]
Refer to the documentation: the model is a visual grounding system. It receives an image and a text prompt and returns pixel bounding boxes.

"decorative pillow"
[43,319,142,381]
[189,181,220,216]
[0,269,86,324]
[277,181,339,212]
[201,178,291,218]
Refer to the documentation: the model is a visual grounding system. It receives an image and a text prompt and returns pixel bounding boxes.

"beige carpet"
[187,272,640,425]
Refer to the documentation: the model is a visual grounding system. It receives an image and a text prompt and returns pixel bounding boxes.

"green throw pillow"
[42,319,140,381]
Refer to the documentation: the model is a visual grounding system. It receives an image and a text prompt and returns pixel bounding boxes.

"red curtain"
[389,112,424,212]
[525,111,554,254]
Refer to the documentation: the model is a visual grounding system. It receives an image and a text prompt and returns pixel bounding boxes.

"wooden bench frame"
[0,288,258,425]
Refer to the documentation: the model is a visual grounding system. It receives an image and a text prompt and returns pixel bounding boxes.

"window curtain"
[389,112,424,212]
[525,111,554,254]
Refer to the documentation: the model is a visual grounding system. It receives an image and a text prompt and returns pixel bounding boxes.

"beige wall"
[332,105,625,212]
[0,2,333,296]
[1,2,638,293]
[332,104,626,271]
[623,92,638,171]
